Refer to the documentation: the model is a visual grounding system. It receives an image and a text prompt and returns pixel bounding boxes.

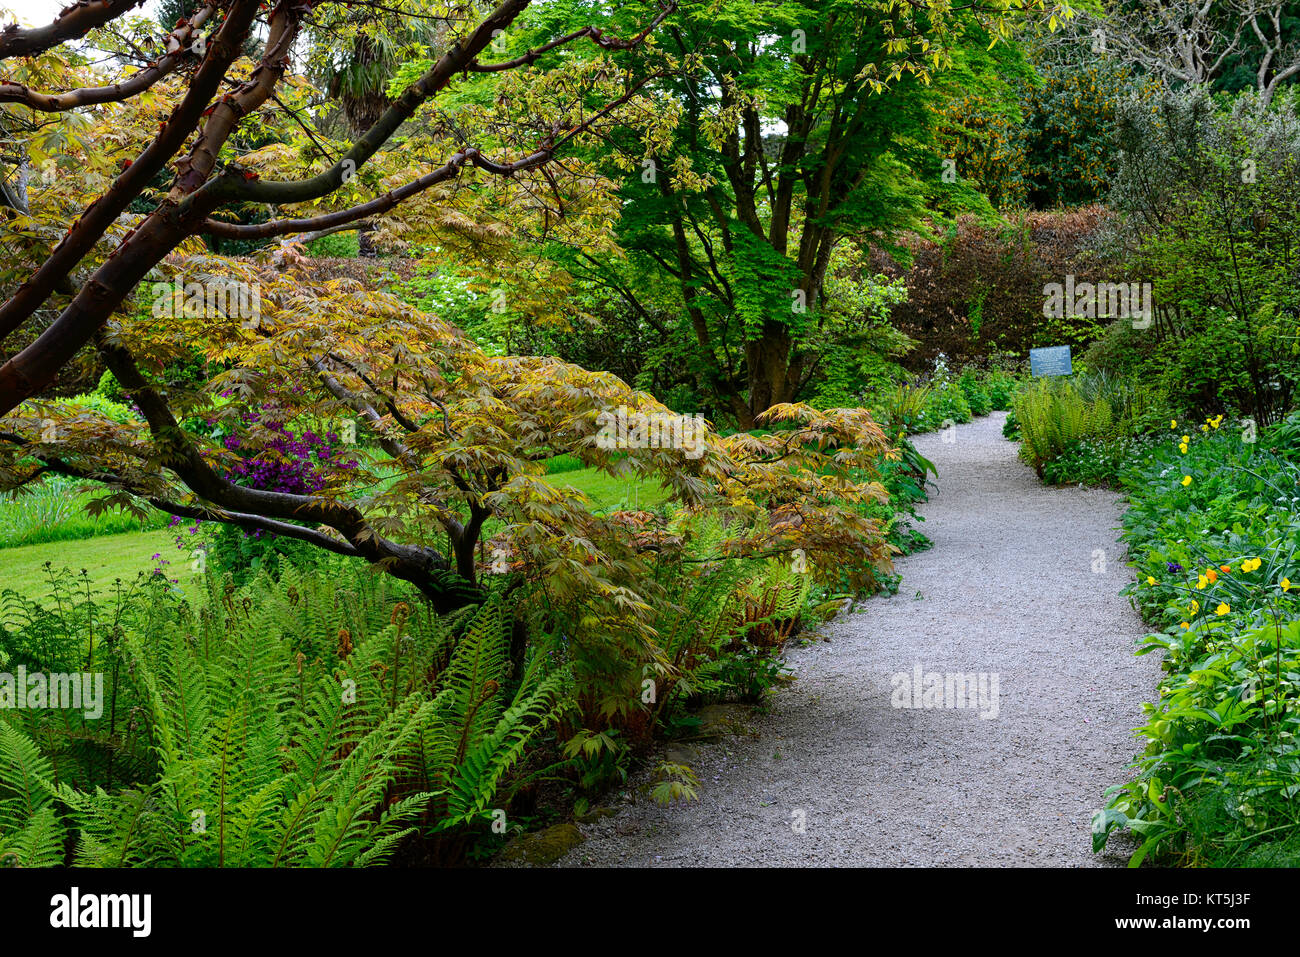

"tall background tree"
[471,0,1075,426]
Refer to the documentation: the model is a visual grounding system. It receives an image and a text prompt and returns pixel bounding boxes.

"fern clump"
[1013,376,1114,476]
[0,563,571,867]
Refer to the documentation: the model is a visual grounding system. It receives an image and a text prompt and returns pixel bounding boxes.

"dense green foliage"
[1098,89,1300,428]
[0,451,932,866]
[1096,416,1300,866]
[0,567,573,865]
[2,0,1298,874]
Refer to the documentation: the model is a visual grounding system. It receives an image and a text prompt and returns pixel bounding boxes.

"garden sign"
[1029,345,1072,377]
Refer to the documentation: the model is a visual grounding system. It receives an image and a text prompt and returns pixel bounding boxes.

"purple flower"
[215,397,359,504]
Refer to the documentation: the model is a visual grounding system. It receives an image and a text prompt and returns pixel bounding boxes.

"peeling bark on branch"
[0,0,146,61]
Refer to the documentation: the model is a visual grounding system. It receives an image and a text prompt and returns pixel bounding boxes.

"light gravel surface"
[557,412,1162,867]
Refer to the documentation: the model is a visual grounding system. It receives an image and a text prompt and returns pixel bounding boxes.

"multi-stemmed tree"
[0,0,899,622]
[519,0,1076,426]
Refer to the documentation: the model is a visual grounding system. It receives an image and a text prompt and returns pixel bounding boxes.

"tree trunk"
[743,322,795,426]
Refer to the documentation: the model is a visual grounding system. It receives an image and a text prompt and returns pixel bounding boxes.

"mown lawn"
[0,464,667,605]
[0,528,202,610]
[0,485,167,549]
[548,464,669,511]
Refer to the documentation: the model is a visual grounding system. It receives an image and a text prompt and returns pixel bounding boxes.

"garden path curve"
[557,411,1162,867]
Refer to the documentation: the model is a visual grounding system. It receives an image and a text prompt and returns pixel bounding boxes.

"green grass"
[0,476,167,549]
[542,453,585,474]
[551,464,669,510]
[0,463,668,606]
[0,529,203,610]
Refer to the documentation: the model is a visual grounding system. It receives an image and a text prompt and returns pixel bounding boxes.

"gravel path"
[557,412,1162,867]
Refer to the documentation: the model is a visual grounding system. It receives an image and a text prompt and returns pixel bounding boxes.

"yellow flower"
[1181,475,1192,486]
[1196,575,1207,589]
[1215,602,1230,616]
[1170,420,1177,428]
[1179,622,1190,629]
[1282,578,1292,592]
[1181,435,1190,443]
[1191,600,1200,614]
[1179,443,1188,454]
[1210,415,1223,430]
[1241,558,1261,573]
[1201,424,1209,432]
[1147,576,1156,586]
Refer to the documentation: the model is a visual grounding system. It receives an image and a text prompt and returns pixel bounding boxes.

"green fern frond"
[1,805,65,867]
[0,720,55,833]
[440,666,573,828]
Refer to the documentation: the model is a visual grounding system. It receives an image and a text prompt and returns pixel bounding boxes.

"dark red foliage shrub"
[871,207,1119,370]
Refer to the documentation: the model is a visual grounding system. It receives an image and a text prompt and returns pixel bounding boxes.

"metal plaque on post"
[1029,345,1072,377]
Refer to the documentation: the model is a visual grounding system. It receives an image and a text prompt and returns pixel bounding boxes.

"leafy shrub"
[916,381,973,431]
[983,369,1018,411]
[1103,88,1300,427]
[1001,407,1020,439]
[183,518,328,587]
[1040,433,1159,487]
[305,230,361,258]
[76,393,137,423]
[958,368,992,416]
[93,370,127,403]
[620,513,814,728]
[1069,369,1174,435]
[871,365,1014,438]
[871,208,1117,369]
[543,453,585,475]
[871,381,934,437]
[1012,370,1177,484]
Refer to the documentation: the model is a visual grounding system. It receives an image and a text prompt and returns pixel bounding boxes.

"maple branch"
[0,0,669,423]
[468,2,674,72]
[208,0,534,206]
[0,0,262,347]
[323,350,427,435]
[149,500,365,558]
[199,147,551,240]
[0,0,146,61]
[309,354,419,467]
[0,0,294,414]
[281,220,375,246]
[200,65,658,243]
[0,5,213,111]
[92,337,478,611]
[0,433,368,558]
